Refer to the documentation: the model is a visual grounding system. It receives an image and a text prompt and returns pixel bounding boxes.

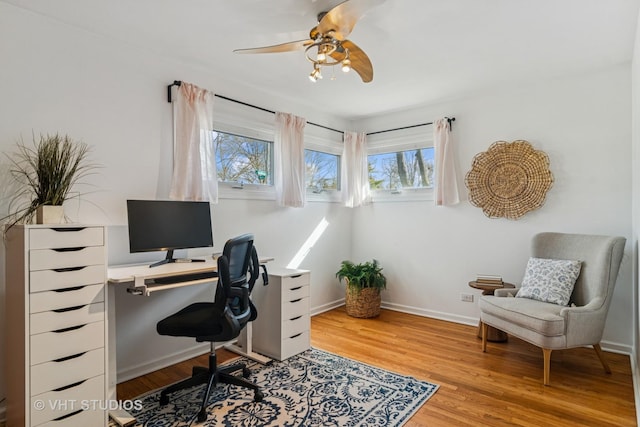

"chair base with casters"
[158,343,263,423]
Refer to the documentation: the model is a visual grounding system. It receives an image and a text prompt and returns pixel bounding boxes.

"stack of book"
[476,274,503,287]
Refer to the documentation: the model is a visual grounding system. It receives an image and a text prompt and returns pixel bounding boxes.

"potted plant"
[336,259,387,318]
[3,133,95,228]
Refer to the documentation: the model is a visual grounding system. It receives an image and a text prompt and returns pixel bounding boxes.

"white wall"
[0,3,351,386]
[631,3,640,407]
[353,65,633,351]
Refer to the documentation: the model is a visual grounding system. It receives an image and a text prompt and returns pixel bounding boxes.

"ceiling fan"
[233,0,385,83]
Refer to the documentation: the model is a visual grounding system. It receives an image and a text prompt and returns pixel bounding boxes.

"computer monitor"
[126,199,214,268]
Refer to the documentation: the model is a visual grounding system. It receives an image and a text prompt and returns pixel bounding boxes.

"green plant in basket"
[336,259,387,291]
[336,259,387,318]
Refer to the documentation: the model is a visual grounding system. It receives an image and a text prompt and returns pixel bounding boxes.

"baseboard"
[117,343,210,383]
[600,339,633,355]
[381,301,478,327]
[310,299,345,316]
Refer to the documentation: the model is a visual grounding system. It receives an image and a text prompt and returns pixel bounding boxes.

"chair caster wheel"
[254,390,264,402]
[242,367,251,378]
[159,394,169,406]
[197,409,207,423]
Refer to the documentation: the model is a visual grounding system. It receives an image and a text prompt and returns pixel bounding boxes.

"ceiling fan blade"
[331,40,374,83]
[316,0,386,40]
[234,39,314,54]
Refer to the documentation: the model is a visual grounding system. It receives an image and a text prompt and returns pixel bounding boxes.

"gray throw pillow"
[516,257,582,306]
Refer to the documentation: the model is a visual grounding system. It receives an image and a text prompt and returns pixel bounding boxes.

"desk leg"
[225,324,272,365]
[107,285,117,400]
[107,285,137,426]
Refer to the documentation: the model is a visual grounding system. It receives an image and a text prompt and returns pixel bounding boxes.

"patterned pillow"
[516,257,582,306]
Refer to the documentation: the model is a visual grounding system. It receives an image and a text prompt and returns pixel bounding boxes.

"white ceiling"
[5,0,640,120]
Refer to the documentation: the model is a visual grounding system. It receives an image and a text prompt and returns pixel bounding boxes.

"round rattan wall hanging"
[465,140,553,219]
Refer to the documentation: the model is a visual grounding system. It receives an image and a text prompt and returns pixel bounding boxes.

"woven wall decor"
[465,140,553,219]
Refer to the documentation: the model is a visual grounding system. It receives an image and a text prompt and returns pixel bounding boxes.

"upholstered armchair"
[478,232,626,385]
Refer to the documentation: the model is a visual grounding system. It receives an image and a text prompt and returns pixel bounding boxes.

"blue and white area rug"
[121,348,439,426]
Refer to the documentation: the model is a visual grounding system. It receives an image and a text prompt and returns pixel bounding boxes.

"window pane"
[368,147,434,190]
[213,131,272,185]
[305,149,340,191]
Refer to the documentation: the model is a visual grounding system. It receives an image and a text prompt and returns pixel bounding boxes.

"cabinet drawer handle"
[53,324,86,334]
[290,333,302,339]
[290,286,302,291]
[53,351,87,363]
[290,274,302,278]
[53,247,86,252]
[289,298,302,303]
[53,379,87,392]
[53,285,86,293]
[53,304,86,313]
[53,409,84,421]
[290,316,302,321]
[51,227,86,232]
[53,266,86,273]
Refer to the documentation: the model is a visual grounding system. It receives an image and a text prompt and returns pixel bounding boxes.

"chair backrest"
[214,234,256,337]
[531,232,626,308]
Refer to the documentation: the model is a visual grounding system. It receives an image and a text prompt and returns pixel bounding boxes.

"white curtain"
[169,82,218,203]
[434,118,460,206]
[342,131,370,208]
[274,112,306,207]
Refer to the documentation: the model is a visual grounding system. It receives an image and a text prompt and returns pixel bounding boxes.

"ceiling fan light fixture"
[342,58,351,73]
[309,66,322,82]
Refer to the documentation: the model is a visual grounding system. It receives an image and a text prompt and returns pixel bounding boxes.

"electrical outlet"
[460,293,474,302]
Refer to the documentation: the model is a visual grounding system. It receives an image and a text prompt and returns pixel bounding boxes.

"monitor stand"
[149,249,206,268]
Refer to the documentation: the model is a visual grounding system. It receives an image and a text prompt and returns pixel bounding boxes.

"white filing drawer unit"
[5,225,108,427]
[251,268,311,361]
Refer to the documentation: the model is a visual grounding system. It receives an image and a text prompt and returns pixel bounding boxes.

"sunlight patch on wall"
[287,217,329,269]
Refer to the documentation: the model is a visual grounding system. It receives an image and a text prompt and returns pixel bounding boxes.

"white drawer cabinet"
[251,268,311,361]
[5,225,108,427]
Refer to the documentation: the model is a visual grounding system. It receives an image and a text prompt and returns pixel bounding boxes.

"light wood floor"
[117,308,636,426]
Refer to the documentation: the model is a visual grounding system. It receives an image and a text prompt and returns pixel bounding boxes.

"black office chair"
[156,234,264,423]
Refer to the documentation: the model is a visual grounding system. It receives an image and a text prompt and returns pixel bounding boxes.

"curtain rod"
[168,81,455,136]
[167,80,345,135]
[366,117,455,136]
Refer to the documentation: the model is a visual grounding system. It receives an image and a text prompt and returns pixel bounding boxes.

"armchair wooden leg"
[542,348,552,386]
[593,343,612,374]
[481,322,488,352]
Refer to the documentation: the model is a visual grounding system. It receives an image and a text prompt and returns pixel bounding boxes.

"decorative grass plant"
[3,133,95,227]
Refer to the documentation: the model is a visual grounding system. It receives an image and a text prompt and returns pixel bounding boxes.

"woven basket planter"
[345,285,381,318]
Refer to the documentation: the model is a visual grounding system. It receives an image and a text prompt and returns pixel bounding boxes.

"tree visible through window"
[368,147,434,190]
[305,149,340,192]
[213,131,272,185]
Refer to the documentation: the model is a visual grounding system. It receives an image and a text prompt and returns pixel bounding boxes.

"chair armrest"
[560,297,607,347]
[494,287,520,297]
[559,297,605,316]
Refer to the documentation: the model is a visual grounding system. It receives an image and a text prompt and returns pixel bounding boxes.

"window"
[305,149,340,192]
[368,147,434,190]
[213,130,273,185]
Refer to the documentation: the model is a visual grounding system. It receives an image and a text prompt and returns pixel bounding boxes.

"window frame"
[367,128,435,203]
[212,122,277,201]
[304,134,343,203]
